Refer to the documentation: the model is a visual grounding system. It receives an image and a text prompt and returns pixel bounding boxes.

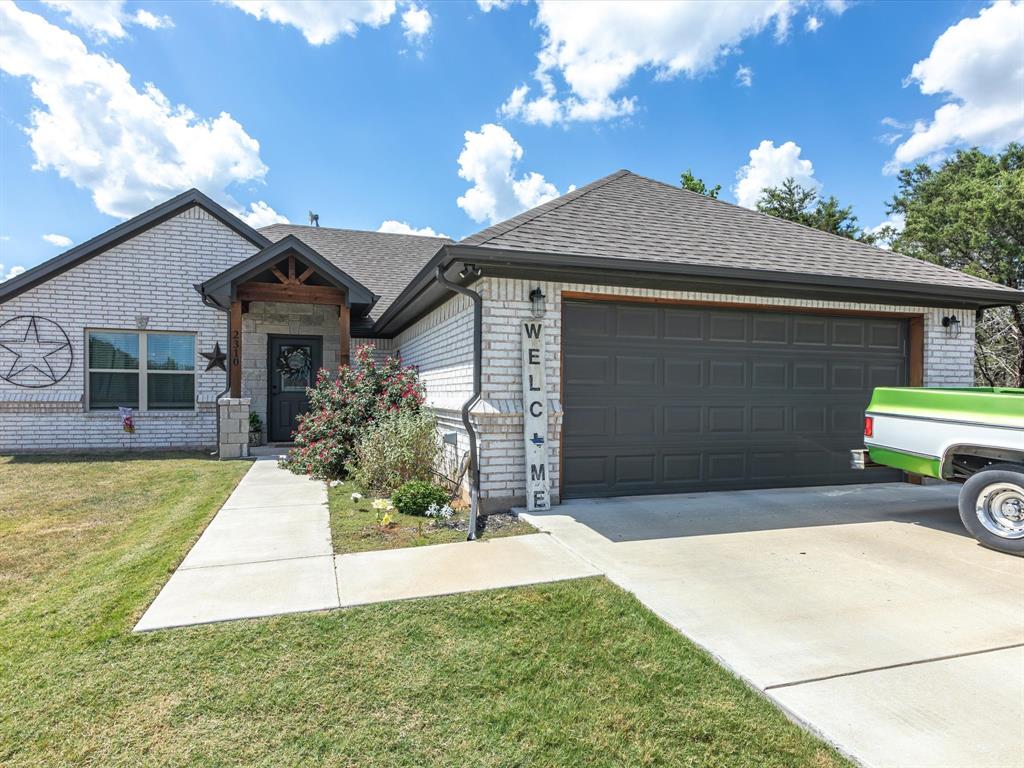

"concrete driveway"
[523,483,1024,768]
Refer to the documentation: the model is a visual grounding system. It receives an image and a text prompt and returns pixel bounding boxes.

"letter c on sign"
[530,401,543,417]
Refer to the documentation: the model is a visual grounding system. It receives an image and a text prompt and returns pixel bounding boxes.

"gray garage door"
[562,300,907,499]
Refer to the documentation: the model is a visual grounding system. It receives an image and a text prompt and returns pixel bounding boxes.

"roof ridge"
[623,169,993,287]
[463,169,631,246]
[262,222,451,242]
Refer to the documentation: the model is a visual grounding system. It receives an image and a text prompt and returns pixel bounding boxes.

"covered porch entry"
[199,235,378,443]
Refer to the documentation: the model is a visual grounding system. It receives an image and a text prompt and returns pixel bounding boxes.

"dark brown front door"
[268,335,322,442]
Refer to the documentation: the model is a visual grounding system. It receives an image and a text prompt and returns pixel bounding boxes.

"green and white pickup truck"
[852,387,1024,555]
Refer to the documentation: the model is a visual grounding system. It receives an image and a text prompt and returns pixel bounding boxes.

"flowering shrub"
[350,410,439,494]
[284,345,425,479]
[391,480,450,517]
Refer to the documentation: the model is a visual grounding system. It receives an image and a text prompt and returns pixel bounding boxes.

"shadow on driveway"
[540,482,967,542]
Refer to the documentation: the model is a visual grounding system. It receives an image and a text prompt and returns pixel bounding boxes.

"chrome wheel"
[976,482,1024,540]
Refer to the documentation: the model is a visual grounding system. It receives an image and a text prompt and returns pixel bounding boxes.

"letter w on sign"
[521,320,550,511]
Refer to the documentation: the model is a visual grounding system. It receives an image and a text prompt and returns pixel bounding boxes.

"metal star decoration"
[0,315,72,387]
[200,342,227,372]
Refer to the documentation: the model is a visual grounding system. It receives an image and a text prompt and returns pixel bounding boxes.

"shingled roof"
[259,223,449,324]
[461,169,1020,300]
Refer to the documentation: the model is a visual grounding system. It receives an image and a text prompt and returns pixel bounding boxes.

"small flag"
[118,406,135,434]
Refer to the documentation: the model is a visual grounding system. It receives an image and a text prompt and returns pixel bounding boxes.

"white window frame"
[86,329,197,412]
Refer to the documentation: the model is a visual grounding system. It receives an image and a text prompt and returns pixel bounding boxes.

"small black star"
[200,342,227,372]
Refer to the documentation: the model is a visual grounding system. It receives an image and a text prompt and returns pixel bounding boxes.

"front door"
[268,335,322,442]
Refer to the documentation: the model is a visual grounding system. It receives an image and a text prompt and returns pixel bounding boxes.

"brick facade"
[396,277,977,511]
[0,207,256,452]
[0,202,979,503]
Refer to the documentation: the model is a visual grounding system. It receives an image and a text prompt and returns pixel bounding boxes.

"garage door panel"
[615,355,658,385]
[709,360,746,387]
[663,453,702,482]
[616,405,656,436]
[752,361,788,389]
[869,322,904,350]
[664,309,703,340]
[752,315,788,344]
[616,306,659,337]
[665,358,703,388]
[708,313,748,342]
[615,455,657,484]
[793,317,829,345]
[562,301,907,498]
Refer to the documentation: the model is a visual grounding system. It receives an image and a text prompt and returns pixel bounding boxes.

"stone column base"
[218,397,251,459]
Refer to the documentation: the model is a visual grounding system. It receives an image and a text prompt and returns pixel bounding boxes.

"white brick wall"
[0,207,257,451]
[397,276,977,510]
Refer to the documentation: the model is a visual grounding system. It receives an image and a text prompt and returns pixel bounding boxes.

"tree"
[888,144,1024,386]
[756,177,876,242]
[680,169,721,198]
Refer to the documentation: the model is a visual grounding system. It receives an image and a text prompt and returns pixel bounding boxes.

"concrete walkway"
[522,484,1024,768]
[135,457,337,631]
[135,458,597,631]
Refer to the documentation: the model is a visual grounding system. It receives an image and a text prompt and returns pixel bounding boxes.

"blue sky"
[1,0,1021,279]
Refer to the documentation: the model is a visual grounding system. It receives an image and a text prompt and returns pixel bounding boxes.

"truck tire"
[958,464,1024,556]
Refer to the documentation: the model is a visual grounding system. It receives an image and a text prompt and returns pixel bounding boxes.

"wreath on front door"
[276,346,313,382]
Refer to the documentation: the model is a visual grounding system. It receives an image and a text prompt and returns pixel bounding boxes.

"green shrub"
[284,346,425,479]
[349,410,439,494]
[391,480,450,517]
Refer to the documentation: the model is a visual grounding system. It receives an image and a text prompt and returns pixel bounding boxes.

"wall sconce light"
[942,315,961,337]
[529,287,546,318]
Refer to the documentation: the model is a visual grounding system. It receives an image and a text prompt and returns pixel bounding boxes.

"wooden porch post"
[230,299,242,397]
[339,302,350,367]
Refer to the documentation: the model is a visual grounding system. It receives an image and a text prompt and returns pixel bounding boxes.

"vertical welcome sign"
[521,319,551,511]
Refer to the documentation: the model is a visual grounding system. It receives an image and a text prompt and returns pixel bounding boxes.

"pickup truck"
[851,387,1024,555]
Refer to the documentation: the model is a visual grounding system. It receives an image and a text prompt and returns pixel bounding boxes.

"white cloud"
[865,212,905,249]
[456,123,561,224]
[1,263,27,282]
[401,4,431,41]
[736,65,753,87]
[40,1,172,42]
[889,1,1024,170]
[223,0,396,45]
[240,201,288,228]
[501,1,844,125]
[477,0,512,10]
[377,220,448,238]
[133,9,173,30]
[42,233,73,247]
[805,15,821,31]
[733,139,819,209]
[0,2,272,222]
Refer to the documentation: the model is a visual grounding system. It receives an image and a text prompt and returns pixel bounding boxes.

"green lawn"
[328,479,535,553]
[1,453,851,767]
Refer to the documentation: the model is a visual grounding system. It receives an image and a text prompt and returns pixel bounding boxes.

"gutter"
[198,286,231,457]
[434,263,482,541]
[372,244,1024,337]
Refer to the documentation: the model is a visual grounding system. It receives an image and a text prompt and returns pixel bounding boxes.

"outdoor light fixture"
[529,287,546,317]
[458,263,482,280]
[942,315,962,337]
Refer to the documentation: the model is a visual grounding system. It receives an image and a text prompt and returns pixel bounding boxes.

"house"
[2,170,1021,512]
